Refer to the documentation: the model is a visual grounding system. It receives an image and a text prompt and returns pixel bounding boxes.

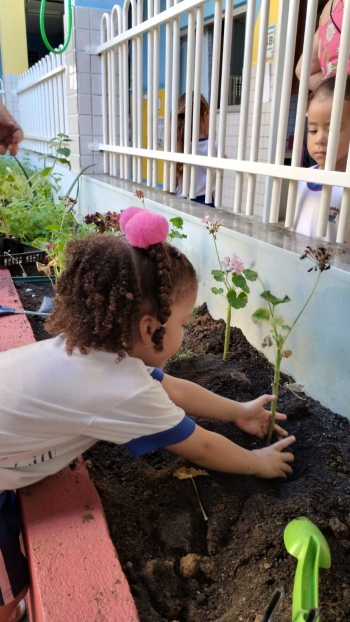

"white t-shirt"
[293,167,350,247]
[0,335,195,491]
[176,138,218,198]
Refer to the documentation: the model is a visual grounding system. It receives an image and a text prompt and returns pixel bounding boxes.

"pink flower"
[202,217,224,238]
[134,190,145,200]
[220,254,244,275]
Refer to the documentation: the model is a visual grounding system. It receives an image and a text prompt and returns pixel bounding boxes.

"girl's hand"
[235,394,288,439]
[252,436,295,479]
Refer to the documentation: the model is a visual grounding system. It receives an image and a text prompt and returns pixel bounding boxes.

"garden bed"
[14,278,350,622]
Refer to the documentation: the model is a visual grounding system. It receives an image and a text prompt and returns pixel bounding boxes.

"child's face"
[135,287,197,368]
[307,94,350,172]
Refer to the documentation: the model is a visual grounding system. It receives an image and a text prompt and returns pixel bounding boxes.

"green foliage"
[167,216,187,242]
[252,248,336,442]
[0,134,81,244]
[177,347,196,360]
[203,215,258,360]
[0,134,96,281]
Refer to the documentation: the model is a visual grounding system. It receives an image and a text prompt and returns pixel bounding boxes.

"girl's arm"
[161,373,288,439]
[166,424,295,479]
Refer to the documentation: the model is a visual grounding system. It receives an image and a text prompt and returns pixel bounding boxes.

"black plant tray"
[0,244,46,268]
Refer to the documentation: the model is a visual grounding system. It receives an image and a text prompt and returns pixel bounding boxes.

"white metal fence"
[97,0,350,243]
[17,49,68,155]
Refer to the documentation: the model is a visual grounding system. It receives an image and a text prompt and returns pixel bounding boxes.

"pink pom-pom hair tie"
[120,207,169,249]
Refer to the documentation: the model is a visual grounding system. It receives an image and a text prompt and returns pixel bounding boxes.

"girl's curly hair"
[46,233,198,356]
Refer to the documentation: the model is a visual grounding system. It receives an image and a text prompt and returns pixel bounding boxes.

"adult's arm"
[0,101,24,156]
[295,29,324,91]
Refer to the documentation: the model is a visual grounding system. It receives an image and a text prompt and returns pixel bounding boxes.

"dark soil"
[14,275,350,622]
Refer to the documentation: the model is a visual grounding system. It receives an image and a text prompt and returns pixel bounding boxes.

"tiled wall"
[65,6,106,174]
[2,74,19,121]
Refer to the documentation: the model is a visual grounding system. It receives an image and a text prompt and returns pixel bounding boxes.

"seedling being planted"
[252,246,342,443]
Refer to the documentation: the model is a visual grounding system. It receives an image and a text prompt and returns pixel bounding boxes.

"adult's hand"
[0,101,24,156]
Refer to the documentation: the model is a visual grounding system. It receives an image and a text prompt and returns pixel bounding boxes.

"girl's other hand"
[252,436,296,479]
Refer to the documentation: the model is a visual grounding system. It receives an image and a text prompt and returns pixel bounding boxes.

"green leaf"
[45,225,61,232]
[281,325,291,331]
[260,290,291,306]
[211,269,225,282]
[228,289,248,309]
[270,316,284,326]
[57,147,71,158]
[58,158,71,169]
[243,268,258,282]
[232,272,250,294]
[168,230,187,240]
[211,287,224,295]
[40,167,53,176]
[169,217,184,229]
[252,308,270,322]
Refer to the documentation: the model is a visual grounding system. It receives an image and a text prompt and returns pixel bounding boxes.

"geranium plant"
[252,246,342,443]
[84,211,121,234]
[202,215,258,360]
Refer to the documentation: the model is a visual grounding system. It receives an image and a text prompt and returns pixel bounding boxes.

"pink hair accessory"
[119,206,144,231]
[121,207,169,249]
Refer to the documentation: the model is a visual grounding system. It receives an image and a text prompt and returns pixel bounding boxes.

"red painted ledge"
[0,269,139,622]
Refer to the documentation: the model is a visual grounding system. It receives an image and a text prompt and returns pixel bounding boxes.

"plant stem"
[267,347,282,444]
[191,478,208,521]
[285,269,322,341]
[223,303,231,361]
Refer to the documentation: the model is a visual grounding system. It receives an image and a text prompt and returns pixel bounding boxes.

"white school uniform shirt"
[0,335,195,491]
[293,165,350,247]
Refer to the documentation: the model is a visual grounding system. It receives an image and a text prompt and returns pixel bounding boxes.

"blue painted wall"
[73,0,121,8]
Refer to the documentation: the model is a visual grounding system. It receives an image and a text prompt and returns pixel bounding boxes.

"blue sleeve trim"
[150,367,164,382]
[124,415,195,457]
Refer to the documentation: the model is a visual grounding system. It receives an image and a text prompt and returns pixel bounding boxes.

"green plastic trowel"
[284,518,331,621]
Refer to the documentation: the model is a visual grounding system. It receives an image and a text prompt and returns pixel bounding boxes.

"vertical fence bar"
[109,8,119,178]
[317,0,350,237]
[101,14,110,173]
[269,0,300,223]
[137,0,144,183]
[129,0,137,181]
[147,0,154,185]
[170,0,180,194]
[182,9,196,198]
[112,6,124,179]
[152,0,161,187]
[337,143,350,242]
[163,0,173,193]
[205,0,222,205]
[215,0,233,207]
[245,0,270,216]
[233,0,255,213]
[122,4,130,179]
[262,0,289,222]
[190,4,204,200]
[284,0,318,228]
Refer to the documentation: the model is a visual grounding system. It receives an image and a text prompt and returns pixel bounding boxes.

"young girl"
[175,93,218,205]
[0,207,295,622]
[293,75,350,246]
